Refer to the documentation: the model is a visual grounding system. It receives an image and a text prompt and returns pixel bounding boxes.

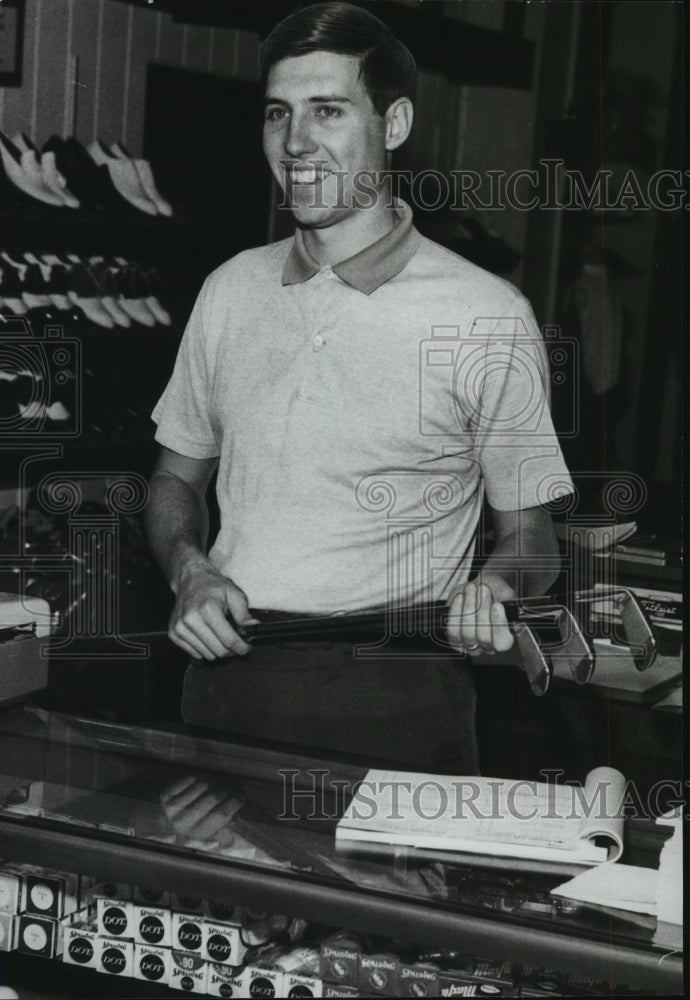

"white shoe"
[0,132,65,206]
[118,295,157,327]
[13,133,79,208]
[41,150,80,208]
[0,295,28,316]
[111,143,173,216]
[88,140,158,215]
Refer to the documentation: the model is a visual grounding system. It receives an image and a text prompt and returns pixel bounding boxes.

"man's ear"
[384,97,413,151]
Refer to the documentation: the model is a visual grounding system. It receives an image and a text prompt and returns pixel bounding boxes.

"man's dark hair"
[260,2,416,116]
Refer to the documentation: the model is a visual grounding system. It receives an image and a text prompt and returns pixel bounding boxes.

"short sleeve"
[151,281,220,459]
[468,295,574,511]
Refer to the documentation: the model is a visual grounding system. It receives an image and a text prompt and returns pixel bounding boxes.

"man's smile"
[283,162,334,184]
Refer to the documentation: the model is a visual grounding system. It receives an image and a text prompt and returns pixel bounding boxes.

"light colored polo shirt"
[152,202,573,613]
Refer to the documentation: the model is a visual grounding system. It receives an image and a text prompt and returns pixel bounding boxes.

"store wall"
[1,0,547,283]
[0,0,259,154]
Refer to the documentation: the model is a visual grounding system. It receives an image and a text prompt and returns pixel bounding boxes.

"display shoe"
[0,260,33,319]
[0,131,66,207]
[42,136,136,215]
[21,255,84,325]
[113,264,158,326]
[0,259,29,315]
[41,150,80,208]
[111,142,173,216]
[0,258,49,323]
[34,255,85,323]
[140,268,172,325]
[88,261,131,327]
[5,256,66,325]
[0,294,28,317]
[88,140,158,216]
[13,133,80,208]
[66,262,115,329]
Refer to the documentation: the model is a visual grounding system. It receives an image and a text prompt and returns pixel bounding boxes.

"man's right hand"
[169,554,259,660]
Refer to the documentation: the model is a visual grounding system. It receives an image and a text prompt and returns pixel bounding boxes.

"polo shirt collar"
[282,199,421,295]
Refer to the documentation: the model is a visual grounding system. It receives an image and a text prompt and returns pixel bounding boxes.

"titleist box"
[134,942,172,985]
[16,914,62,959]
[22,868,79,919]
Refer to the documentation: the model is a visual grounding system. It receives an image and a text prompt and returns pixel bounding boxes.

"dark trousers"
[182,640,479,774]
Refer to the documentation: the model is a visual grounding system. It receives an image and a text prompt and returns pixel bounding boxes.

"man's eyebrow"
[263,95,352,105]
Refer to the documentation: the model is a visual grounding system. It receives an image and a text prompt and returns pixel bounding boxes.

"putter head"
[554,607,596,684]
[513,623,552,696]
[587,588,657,671]
[614,590,657,671]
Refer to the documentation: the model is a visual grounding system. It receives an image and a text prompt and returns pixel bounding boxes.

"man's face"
[263,50,389,229]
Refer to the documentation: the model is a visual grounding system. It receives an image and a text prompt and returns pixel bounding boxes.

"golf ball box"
[16,914,62,959]
[203,919,247,967]
[97,936,134,978]
[206,962,248,998]
[0,912,17,952]
[133,903,172,947]
[134,942,172,985]
[283,970,325,997]
[169,949,209,993]
[62,923,99,969]
[244,963,284,998]
[96,897,134,938]
[0,865,25,914]
[172,910,206,953]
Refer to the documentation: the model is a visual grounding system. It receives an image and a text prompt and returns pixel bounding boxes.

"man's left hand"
[447,572,515,657]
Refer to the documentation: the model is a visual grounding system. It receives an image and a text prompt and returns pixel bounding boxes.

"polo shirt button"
[313,335,326,350]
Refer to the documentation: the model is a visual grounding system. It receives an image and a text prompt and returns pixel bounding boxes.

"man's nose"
[284,113,317,157]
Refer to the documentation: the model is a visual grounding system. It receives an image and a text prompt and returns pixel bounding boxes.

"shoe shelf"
[1,131,239,492]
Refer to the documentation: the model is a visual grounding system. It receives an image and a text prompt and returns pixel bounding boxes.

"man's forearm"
[478,521,561,598]
[146,471,211,592]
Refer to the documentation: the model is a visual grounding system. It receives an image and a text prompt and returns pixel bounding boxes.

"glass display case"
[0,704,682,995]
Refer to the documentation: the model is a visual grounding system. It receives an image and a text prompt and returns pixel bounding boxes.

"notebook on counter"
[336,767,626,868]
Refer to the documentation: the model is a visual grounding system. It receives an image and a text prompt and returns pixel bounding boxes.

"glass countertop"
[0,703,679,959]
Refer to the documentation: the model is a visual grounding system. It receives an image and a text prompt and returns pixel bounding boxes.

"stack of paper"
[551,862,657,915]
[655,810,683,924]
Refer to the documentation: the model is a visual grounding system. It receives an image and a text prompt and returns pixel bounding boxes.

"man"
[146,2,572,771]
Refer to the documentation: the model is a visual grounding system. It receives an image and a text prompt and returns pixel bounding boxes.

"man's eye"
[316,105,342,118]
[265,107,287,122]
